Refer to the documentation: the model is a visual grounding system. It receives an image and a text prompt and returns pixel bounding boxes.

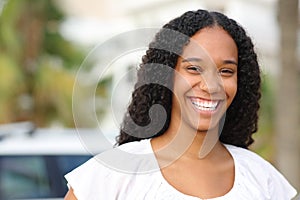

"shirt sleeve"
[65,157,116,200]
[266,162,298,199]
[65,157,97,199]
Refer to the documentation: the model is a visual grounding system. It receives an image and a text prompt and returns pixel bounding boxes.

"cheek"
[173,73,193,95]
[224,79,237,102]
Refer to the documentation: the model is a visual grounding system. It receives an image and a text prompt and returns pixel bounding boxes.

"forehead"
[181,27,238,62]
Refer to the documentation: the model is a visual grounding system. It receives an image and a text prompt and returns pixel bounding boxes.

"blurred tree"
[276,0,300,190]
[252,74,276,160]
[0,0,88,127]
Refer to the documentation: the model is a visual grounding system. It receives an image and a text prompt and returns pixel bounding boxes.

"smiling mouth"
[190,98,220,112]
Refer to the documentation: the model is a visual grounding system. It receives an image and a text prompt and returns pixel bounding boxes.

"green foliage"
[252,73,276,162]
[0,0,106,127]
[0,54,25,122]
[34,56,75,126]
[0,0,23,58]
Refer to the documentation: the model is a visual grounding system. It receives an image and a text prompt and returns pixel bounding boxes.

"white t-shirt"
[65,139,297,200]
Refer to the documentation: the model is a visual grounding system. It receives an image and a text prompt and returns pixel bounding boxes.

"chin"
[187,124,219,134]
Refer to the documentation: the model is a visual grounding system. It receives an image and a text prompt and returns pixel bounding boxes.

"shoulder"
[69,139,156,175]
[116,139,153,154]
[224,144,268,165]
[96,139,157,173]
[225,143,283,179]
[225,144,297,199]
[225,144,274,184]
[65,139,160,199]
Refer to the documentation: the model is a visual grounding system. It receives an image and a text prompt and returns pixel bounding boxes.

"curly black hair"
[116,9,261,148]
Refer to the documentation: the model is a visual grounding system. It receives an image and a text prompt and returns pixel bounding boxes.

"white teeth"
[191,100,218,111]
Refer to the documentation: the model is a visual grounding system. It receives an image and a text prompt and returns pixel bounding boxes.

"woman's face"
[172,26,238,133]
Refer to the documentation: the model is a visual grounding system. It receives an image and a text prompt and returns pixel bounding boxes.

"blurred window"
[57,155,91,175]
[0,155,91,199]
[55,155,91,194]
[0,156,51,199]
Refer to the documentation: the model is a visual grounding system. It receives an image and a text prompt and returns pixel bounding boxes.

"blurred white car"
[0,122,115,200]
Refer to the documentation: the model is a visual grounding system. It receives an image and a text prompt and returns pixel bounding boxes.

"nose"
[198,72,222,94]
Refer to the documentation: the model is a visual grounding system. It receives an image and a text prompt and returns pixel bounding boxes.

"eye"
[219,68,235,77]
[186,65,204,74]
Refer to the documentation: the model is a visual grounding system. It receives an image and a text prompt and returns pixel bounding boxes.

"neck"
[151,123,222,167]
[192,128,222,159]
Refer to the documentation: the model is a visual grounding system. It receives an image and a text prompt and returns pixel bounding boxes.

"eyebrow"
[182,57,202,63]
[182,57,238,66]
[223,60,238,66]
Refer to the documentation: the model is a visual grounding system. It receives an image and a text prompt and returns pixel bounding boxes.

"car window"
[56,155,91,175]
[55,155,92,195]
[0,156,51,199]
[0,155,91,200]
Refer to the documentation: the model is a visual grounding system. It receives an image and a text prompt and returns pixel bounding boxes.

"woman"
[65,9,297,199]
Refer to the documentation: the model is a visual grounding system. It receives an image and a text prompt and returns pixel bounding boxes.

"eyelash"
[219,68,235,77]
[186,65,235,77]
[186,65,204,74]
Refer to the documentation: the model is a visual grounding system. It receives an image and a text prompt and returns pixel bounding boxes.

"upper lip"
[188,96,224,102]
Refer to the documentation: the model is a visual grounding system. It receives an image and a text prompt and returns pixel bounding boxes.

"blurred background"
[0,0,299,197]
